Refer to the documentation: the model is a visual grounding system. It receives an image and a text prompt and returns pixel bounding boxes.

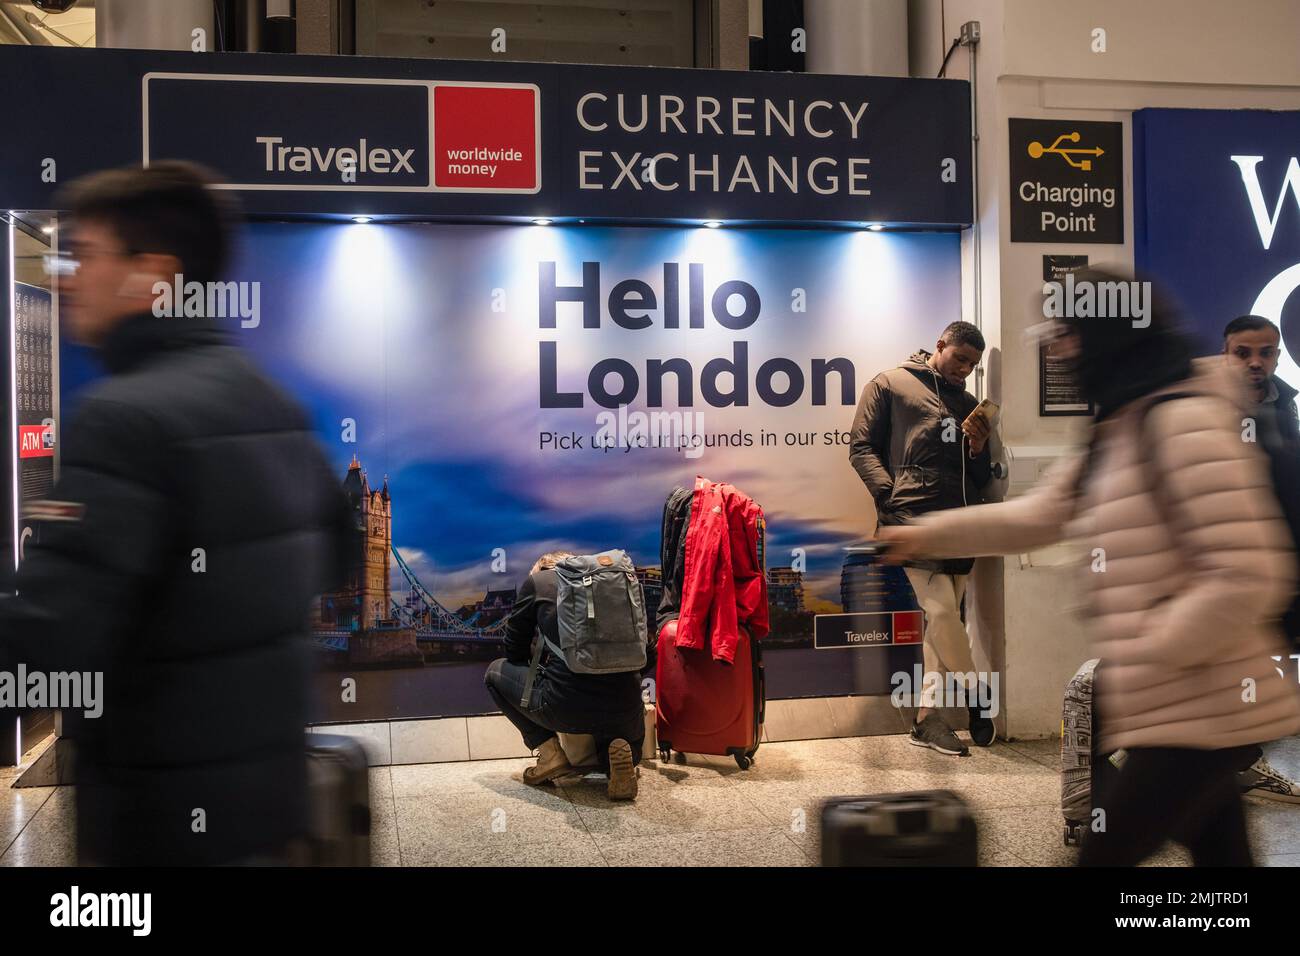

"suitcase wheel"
[673,751,687,764]
[658,747,671,763]
[733,754,752,770]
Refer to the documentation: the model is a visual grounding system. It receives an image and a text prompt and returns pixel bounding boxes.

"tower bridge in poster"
[388,545,508,643]
[309,457,507,659]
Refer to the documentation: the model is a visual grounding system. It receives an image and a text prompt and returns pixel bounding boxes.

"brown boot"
[606,739,638,801]
[523,738,573,786]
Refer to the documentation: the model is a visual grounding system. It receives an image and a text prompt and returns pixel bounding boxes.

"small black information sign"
[1039,256,1093,416]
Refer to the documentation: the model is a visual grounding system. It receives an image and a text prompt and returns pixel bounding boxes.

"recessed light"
[352,216,373,224]
[532,218,553,226]
[867,223,884,231]
[703,220,723,229]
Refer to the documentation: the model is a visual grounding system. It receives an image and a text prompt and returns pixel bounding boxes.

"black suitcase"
[821,791,977,866]
[306,733,372,866]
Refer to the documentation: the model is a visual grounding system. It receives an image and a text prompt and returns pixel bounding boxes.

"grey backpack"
[520,550,648,707]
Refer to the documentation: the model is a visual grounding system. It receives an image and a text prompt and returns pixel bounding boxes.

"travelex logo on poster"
[536,261,858,410]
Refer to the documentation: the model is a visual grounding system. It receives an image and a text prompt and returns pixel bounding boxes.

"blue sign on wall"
[0,45,972,228]
[1134,108,1300,384]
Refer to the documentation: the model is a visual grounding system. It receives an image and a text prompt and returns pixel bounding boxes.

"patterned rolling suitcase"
[1061,658,1124,847]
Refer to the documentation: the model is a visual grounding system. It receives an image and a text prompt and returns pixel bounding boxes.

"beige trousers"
[903,567,977,709]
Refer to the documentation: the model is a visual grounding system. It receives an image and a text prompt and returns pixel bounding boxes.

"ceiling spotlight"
[702,220,723,229]
[532,218,553,226]
[867,223,884,231]
[351,216,373,224]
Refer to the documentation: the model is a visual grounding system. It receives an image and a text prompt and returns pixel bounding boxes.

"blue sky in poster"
[229,222,960,615]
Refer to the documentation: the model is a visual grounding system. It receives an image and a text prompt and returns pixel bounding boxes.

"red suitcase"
[655,618,765,769]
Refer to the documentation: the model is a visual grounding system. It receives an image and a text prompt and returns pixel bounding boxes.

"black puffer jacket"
[1269,375,1300,446]
[849,350,992,575]
[0,312,352,865]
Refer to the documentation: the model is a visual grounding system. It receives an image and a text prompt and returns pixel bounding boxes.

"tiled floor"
[5,735,1300,866]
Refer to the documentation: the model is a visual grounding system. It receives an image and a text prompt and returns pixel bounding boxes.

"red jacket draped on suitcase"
[675,475,770,663]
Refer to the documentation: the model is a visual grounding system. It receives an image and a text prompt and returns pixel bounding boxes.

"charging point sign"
[1010,118,1123,243]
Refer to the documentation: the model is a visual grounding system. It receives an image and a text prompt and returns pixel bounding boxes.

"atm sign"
[19,425,54,458]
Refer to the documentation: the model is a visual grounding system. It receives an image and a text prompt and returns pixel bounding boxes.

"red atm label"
[432,83,541,193]
[19,425,54,458]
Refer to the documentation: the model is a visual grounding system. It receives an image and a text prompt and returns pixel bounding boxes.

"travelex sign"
[0,46,971,225]
[143,74,542,193]
[1133,109,1300,374]
[813,611,923,649]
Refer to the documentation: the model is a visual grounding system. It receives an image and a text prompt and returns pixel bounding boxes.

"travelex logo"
[813,610,921,649]
[50,886,151,936]
[255,136,416,175]
[145,74,542,193]
[844,629,891,643]
[247,82,539,191]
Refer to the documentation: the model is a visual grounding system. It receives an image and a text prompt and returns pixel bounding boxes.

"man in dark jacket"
[485,551,653,801]
[849,321,994,755]
[0,162,352,864]
[1223,314,1300,448]
[1221,314,1300,804]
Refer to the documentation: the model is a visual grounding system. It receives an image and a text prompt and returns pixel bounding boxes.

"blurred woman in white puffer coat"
[881,269,1300,866]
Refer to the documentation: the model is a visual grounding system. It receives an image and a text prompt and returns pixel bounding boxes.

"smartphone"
[966,398,1000,427]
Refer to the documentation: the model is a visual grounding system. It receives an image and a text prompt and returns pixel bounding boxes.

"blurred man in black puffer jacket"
[0,162,353,865]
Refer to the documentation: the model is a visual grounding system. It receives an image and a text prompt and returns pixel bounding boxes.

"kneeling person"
[485,551,652,800]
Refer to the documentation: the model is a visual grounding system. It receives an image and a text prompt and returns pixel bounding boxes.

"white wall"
[907,0,1300,737]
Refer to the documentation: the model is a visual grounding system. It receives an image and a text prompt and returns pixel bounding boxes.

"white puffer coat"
[916,358,1300,752]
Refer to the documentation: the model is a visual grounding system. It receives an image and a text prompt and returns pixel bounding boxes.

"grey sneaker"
[909,713,969,756]
[1240,757,1300,804]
